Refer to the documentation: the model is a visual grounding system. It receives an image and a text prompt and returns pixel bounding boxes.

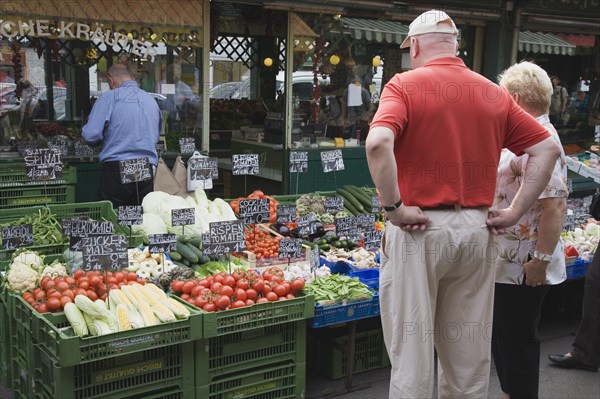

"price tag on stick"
[119,157,152,184]
[148,233,177,253]
[278,238,303,260]
[289,151,308,173]
[363,230,383,251]
[188,157,218,181]
[179,137,196,155]
[232,154,259,176]
[320,149,344,173]
[206,220,246,256]
[310,245,320,273]
[335,216,357,239]
[171,208,195,227]
[371,195,383,213]
[239,199,270,224]
[81,234,128,271]
[325,196,344,214]
[117,206,143,226]
[276,205,296,224]
[1,224,34,250]
[24,148,63,181]
[69,220,113,252]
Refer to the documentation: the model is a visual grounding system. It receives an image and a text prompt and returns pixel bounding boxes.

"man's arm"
[561,87,568,113]
[487,137,561,233]
[82,97,110,146]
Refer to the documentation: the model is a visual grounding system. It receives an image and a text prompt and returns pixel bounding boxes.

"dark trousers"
[572,251,600,367]
[98,161,154,208]
[492,282,550,399]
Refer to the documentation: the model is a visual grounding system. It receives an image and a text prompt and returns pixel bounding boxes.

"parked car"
[210,81,243,99]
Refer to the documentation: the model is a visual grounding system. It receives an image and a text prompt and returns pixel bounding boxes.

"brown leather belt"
[420,204,486,211]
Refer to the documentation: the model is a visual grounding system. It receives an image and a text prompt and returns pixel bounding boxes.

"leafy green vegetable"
[304,274,373,304]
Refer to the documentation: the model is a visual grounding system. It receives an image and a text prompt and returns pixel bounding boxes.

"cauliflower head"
[6,262,38,292]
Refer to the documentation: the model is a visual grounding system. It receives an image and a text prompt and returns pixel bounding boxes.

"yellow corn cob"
[74,295,108,318]
[120,285,140,304]
[126,304,145,329]
[132,284,176,323]
[144,283,167,300]
[107,289,131,311]
[116,303,133,331]
[83,313,98,336]
[137,301,158,326]
[165,297,191,319]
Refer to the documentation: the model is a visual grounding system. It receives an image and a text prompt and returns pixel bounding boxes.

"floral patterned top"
[494,114,568,285]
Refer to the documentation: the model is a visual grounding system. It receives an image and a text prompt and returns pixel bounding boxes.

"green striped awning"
[519,31,576,56]
[341,18,408,45]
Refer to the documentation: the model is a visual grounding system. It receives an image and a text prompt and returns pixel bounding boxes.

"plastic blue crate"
[349,269,380,290]
[311,292,380,328]
[566,258,586,279]
[320,256,348,274]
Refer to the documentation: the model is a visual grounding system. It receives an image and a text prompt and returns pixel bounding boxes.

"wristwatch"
[383,200,403,212]
[533,251,552,262]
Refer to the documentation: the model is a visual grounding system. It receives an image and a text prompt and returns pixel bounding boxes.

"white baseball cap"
[400,10,459,49]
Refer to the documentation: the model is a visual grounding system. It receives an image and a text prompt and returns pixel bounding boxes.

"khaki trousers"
[379,208,495,399]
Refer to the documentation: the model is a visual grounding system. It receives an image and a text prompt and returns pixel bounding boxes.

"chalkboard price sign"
[1,224,34,250]
[179,137,196,155]
[69,220,114,251]
[320,149,344,173]
[371,195,383,213]
[119,157,152,184]
[232,154,259,176]
[310,245,320,273]
[81,234,128,271]
[205,220,246,256]
[335,216,357,239]
[171,208,195,227]
[24,148,63,181]
[156,141,166,158]
[276,205,296,224]
[117,206,143,226]
[48,143,69,157]
[325,196,344,214]
[188,157,219,181]
[356,213,376,232]
[289,151,308,173]
[278,238,303,260]
[61,217,88,237]
[363,230,383,251]
[148,233,177,254]
[239,198,270,224]
[74,142,95,158]
[297,213,318,236]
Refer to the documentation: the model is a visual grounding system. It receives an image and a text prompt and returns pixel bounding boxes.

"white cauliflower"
[12,251,44,272]
[39,263,68,282]
[6,262,38,292]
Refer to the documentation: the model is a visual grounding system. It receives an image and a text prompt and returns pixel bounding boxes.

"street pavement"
[306,281,600,399]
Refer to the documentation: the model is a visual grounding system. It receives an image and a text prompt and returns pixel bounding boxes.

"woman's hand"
[523,258,549,287]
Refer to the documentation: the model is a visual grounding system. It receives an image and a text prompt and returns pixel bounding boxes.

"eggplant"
[278,225,291,237]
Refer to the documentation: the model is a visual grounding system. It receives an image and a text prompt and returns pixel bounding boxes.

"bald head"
[107,64,134,89]
[409,32,458,69]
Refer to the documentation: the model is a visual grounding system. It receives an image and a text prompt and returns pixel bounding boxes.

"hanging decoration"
[263,57,273,67]
[11,40,22,83]
[312,36,324,124]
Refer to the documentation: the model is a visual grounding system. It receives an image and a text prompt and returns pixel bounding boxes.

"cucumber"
[337,188,364,213]
[188,236,202,248]
[176,235,190,244]
[172,260,188,268]
[168,251,183,261]
[184,242,203,260]
[344,185,373,209]
[181,258,191,266]
[176,242,199,264]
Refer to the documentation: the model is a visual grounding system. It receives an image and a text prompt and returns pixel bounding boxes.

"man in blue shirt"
[83,64,161,207]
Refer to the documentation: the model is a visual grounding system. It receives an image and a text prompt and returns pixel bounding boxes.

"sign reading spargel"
[239,198,270,224]
[232,154,259,176]
[148,233,177,254]
[320,149,344,173]
[1,224,34,250]
[278,238,303,259]
[206,220,246,256]
[171,208,195,227]
[188,157,218,181]
[81,234,128,271]
[117,206,143,226]
[24,148,63,181]
[119,157,152,184]
[289,151,308,173]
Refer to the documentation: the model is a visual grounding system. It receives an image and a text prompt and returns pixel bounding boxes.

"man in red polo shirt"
[366,9,561,398]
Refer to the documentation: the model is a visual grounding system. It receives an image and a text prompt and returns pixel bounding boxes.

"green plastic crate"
[31,341,195,399]
[0,295,12,389]
[312,327,390,380]
[0,163,77,187]
[12,294,202,367]
[47,201,144,248]
[0,185,76,210]
[195,321,306,386]
[201,294,314,338]
[196,361,305,399]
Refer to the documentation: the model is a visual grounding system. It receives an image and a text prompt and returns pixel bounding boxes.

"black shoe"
[548,354,598,371]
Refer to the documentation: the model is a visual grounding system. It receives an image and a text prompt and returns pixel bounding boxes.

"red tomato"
[86,290,98,301]
[245,288,258,300]
[211,282,223,293]
[60,296,72,308]
[45,297,61,312]
[252,280,265,293]
[100,294,107,301]
[34,290,46,300]
[48,290,62,299]
[182,281,197,295]
[40,277,51,289]
[73,269,84,279]
[273,285,287,298]
[37,303,48,313]
[265,292,278,302]
[56,281,69,292]
[245,299,255,306]
[126,272,138,281]
[232,300,246,309]
[33,287,43,296]
[215,295,231,311]
[113,272,125,283]
[286,293,296,299]
[89,276,102,287]
[137,278,146,285]
[78,280,90,290]
[45,280,56,291]
[268,266,284,278]
[232,270,246,281]
[220,285,234,298]
[191,285,204,298]
[236,279,249,290]
[262,283,272,294]
[181,293,191,301]
[62,289,74,300]
[234,288,247,302]
[203,303,217,312]
[222,275,236,288]
[25,296,36,305]
[194,296,208,308]
[262,271,272,281]
[171,280,184,293]
[22,292,33,300]
[290,278,305,294]
[107,277,117,285]
[281,282,291,295]
[65,276,76,286]
[75,288,88,297]
[198,279,210,288]
[278,296,287,301]
[213,274,225,284]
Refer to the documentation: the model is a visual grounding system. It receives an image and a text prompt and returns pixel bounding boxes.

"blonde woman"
[493,61,568,399]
